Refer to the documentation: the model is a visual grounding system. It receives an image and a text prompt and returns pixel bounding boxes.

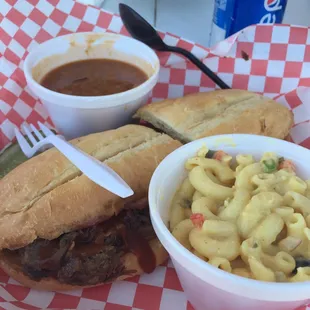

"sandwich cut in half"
[0,125,182,290]
[134,89,294,143]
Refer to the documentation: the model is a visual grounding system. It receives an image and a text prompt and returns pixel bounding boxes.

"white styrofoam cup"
[24,32,160,139]
[149,134,310,310]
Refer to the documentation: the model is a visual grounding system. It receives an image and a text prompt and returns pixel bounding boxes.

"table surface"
[100,0,310,47]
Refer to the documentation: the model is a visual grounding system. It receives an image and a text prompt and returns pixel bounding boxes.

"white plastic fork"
[14,122,134,199]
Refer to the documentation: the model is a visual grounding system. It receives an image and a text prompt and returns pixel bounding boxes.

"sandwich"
[134,89,294,143]
[0,125,182,290]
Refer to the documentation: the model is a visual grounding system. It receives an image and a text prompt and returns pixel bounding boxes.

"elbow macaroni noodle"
[169,149,310,283]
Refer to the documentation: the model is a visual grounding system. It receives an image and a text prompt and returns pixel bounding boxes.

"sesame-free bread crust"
[134,90,294,143]
[0,125,182,250]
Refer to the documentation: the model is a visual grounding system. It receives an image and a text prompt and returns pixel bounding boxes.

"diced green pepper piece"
[262,159,277,173]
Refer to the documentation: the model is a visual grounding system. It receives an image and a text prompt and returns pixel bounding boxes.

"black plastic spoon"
[119,3,230,90]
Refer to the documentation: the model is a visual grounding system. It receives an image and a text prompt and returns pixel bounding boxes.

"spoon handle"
[166,45,230,90]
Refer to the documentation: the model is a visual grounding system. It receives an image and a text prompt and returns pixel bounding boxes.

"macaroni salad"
[169,148,310,282]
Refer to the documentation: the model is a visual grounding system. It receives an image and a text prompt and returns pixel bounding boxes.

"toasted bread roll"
[134,90,294,143]
[0,125,182,290]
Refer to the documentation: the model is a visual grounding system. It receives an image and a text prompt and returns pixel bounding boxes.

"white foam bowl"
[149,134,310,310]
[24,32,160,139]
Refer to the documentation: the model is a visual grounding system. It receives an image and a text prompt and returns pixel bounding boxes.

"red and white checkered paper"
[1,0,310,309]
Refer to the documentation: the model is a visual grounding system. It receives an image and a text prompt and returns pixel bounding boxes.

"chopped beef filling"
[7,203,156,286]
[57,244,125,286]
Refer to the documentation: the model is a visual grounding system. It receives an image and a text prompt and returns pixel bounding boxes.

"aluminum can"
[210,0,288,45]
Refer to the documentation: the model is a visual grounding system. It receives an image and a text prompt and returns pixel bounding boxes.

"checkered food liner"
[1,0,310,309]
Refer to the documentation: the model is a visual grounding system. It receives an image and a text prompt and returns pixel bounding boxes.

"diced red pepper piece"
[278,160,296,172]
[213,151,228,161]
[190,213,204,228]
